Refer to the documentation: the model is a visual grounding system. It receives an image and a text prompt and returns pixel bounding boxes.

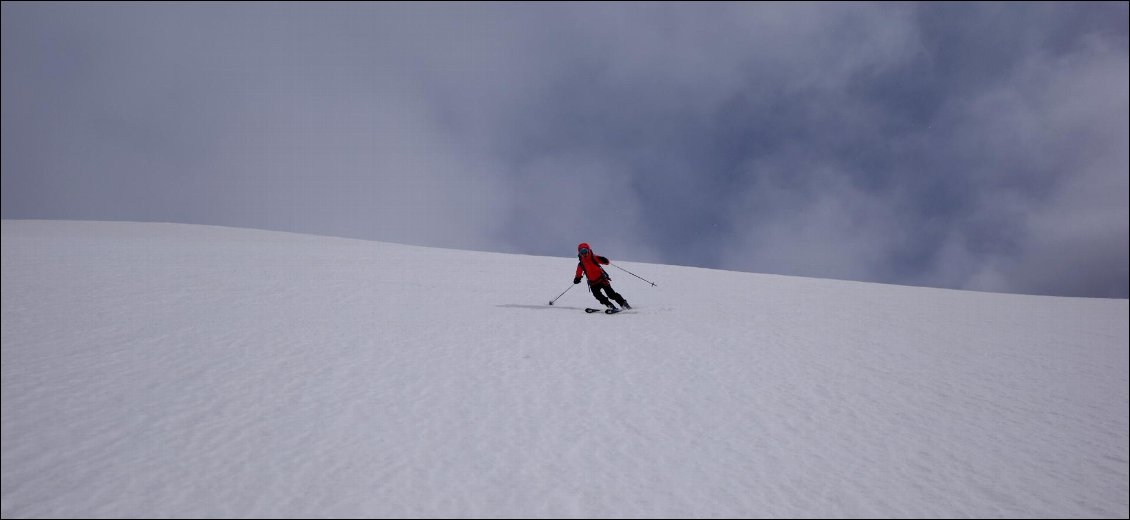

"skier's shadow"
[496,304,584,311]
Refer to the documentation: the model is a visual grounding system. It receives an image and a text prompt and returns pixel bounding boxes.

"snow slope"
[2,220,1127,518]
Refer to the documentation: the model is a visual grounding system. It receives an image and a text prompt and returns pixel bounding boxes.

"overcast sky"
[3,2,1127,298]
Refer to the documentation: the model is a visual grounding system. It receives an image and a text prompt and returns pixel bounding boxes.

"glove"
[573,277,581,284]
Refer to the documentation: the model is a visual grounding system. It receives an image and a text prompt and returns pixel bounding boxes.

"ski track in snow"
[2,220,1127,518]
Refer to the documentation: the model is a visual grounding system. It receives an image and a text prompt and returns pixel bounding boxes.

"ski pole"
[611,263,657,286]
[548,283,576,305]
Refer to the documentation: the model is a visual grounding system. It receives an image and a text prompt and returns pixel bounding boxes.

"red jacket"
[575,243,611,284]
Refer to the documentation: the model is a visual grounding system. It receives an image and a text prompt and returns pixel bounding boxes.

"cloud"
[713,3,1128,297]
[948,35,1129,297]
[719,160,906,283]
[2,3,517,251]
[2,3,1126,297]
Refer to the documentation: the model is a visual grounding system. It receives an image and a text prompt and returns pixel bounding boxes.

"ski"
[585,307,623,314]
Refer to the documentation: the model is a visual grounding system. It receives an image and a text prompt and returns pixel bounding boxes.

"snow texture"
[2,220,1127,518]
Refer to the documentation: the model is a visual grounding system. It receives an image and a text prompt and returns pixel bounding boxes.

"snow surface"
[2,220,1127,518]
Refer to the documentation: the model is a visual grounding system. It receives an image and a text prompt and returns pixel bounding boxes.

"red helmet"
[577,242,590,252]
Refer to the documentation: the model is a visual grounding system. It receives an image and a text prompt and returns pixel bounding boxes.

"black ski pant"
[588,282,627,307]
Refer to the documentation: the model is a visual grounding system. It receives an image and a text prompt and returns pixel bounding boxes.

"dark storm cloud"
[712,3,1129,298]
[3,2,1126,297]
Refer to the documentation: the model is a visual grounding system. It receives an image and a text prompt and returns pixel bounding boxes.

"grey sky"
[3,2,1127,298]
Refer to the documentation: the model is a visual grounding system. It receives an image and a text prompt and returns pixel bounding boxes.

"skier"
[573,242,631,311]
